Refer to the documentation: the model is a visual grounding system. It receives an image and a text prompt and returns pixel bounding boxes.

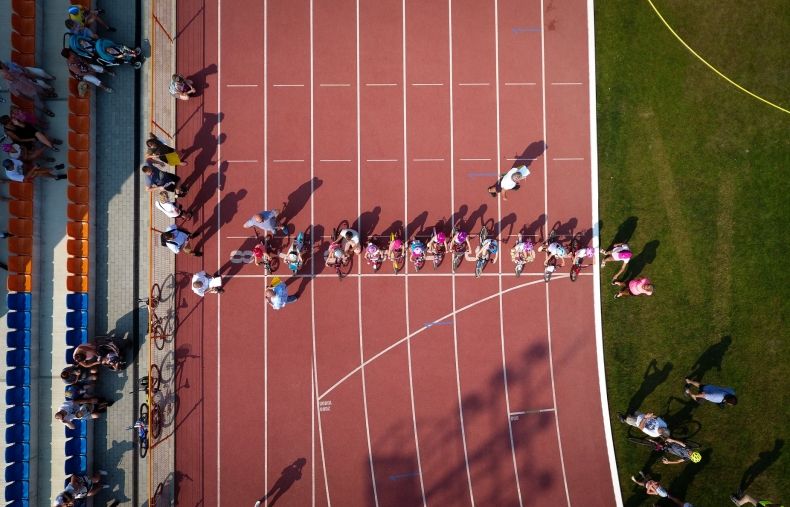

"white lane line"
[505,82,537,86]
[458,82,490,86]
[365,159,398,162]
[272,159,306,163]
[226,84,259,87]
[403,1,427,503]
[449,2,475,504]
[319,277,551,399]
[553,157,584,161]
[411,83,444,86]
[413,158,445,162]
[227,159,259,163]
[588,0,623,502]
[263,0,269,498]
[459,158,492,161]
[505,157,537,161]
[366,83,398,87]
[494,0,524,503]
[228,272,593,278]
[216,0,223,501]
[541,0,572,503]
[356,0,380,503]
[273,83,306,87]
[319,83,351,87]
[509,408,555,416]
[319,159,352,162]
[310,2,330,504]
[551,82,583,85]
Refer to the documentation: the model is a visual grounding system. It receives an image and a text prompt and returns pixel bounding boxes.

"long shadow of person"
[510,140,547,167]
[495,213,518,244]
[667,448,712,500]
[627,359,674,415]
[625,239,659,280]
[192,188,248,248]
[739,439,784,493]
[608,216,638,249]
[449,204,469,229]
[186,63,218,97]
[256,458,307,506]
[686,335,732,381]
[464,204,489,231]
[661,396,702,438]
[352,206,381,239]
[522,214,546,239]
[180,112,225,190]
[406,211,429,239]
[281,177,323,225]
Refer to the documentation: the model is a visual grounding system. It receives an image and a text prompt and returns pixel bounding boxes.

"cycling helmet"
[68,6,81,15]
[367,243,378,254]
[488,240,498,254]
[333,248,344,258]
[392,239,403,250]
[456,232,468,243]
[523,240,534,251]
[689,451,702,463]
[436,232,447,243]
[413,246,424,255]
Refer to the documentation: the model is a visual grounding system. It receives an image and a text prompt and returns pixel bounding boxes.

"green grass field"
[595,1,789,505]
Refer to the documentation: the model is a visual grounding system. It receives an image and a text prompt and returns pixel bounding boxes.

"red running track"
[172,0,620,505]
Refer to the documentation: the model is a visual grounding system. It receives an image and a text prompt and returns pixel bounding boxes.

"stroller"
[65,33,144,69]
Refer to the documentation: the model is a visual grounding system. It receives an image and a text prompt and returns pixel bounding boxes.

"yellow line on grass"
[647,0,789,115]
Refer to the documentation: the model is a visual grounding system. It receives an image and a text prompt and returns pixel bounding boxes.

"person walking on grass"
[160,224,201,256]
[600,242,632,282]
[684,378,737,407]
[488,164,530,200]
[265,277,298,310]
[191,271,223,296]
[630,471,691,505]
[617,410,670,438]
[243,209,286,238]
[614,277,653,298]
[731,490,784,506]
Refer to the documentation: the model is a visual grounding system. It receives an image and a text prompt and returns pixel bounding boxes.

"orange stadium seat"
[10,92,33,109]
[67,204,89,222]
[68,132,90,151]
[67,257,88,275]
[9,201,33,219]
[8,219,33,237]
[12,16,35,36]
[12,0,36,19]
[67,239,88,257]
[9,238,32,255]
[8,256,32,274]
[67,222,88,239]
[8,182,33,200]
[67,186,90,204]
[7,275,32,292]
[66,275,88,292]
[68,115,90,134]
[10,51,35,68]
[68,151,90,168]
[73,0,92,8]
[11,33,35,54]
[68,96,90,116]
[67,168,90,187]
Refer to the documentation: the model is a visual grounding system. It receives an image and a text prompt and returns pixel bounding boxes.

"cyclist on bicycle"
[539,237,570,267]
[511,237,536,264]
[278,242,304,272]
[364,241,386,267]
[252,240,273,268]
[659,437,703,465]
[388,238,405,264]
[325,241,349,268]
[409,239,426,263]
[474,238,499,264]
[427,231,448,257]
[573,245,596,267]
[451,230,472,257]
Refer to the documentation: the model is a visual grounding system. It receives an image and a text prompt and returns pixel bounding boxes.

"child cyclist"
[474,237,499,264]
[427,230,448,258]
[451,230,472,258]
[511,236,536,264]
[387,237,406,266]
[325,240,349,268]
[364,241,386,270]
[409,239,427,269]
[279,241,304,272]
[573,244,596,269]
[538,236,570,267]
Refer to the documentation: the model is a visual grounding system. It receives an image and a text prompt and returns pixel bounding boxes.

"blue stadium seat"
[65,310,88,329]
[4,462,29,482]
[6,349,30,368]
[5,406,30,425]
[6,368,30,386]
[6,293,31,311]
[65,419,87,438]
[65,437,87,456]
[6,387,30,405]
[5,424,30,443]
[64,454,87,475]
[65,347,75,364]
[6,330,31,349]
[4,443,29,463]
[66,328,88,346]
[6,312,31,330]
[66,293,88,310]
[5,481,29,500]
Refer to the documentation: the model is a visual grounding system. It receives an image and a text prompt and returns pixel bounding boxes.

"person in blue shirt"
[685,378,737,407]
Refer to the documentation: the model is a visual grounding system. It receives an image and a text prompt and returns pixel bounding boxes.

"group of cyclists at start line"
[254,223,602,276]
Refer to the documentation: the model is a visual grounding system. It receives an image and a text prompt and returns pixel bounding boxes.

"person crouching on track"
[191,271,224,296]
[338,227,362,255]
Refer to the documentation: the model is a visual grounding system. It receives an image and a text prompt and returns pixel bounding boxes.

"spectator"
[488,164,530,200]
[141,163,187,196]
[54,471,107,506]
[146,132,184,166]
[1,114,62,150]
[67,5,115,32]
[630,471,686,503]
[614,277,653,298]
[54,397,112,429]
[600,242,633,282]
[160,224,201,256]
[3,158,65,182]
[0,61,56,117]
[65,18,97,39]
[192,271,224,296]
[60,365,97,386]
[169,73,197,100]
[618,411,670,438]
[685,378,737,407]
[1,231,14,239]
[265,279,298,310]
[2,139,51,164]
[731,491,783,506]
[61,48,114,93]
[243,209,286,238]
[154,190,192,219]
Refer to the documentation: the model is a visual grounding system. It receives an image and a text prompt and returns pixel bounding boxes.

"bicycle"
[568,233,592,282]
[329,227,350,279]
[512,233,535,277]
[285,231,307,275]
[127,401,161,458]
[129,365,161,397]
[389,232,404,274]
[627,436,702,451]
[253,228,273,275]
[474,226,491,278]
[138,287,167,351]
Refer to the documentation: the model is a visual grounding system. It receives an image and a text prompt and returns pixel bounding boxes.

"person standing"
[265,278,298,310]
[243,209,286,238]
[191,271,223,296]
[684,378,737,407]
[488,164,530,200]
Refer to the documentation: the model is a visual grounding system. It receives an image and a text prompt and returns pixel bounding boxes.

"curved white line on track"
[319,277,551,400]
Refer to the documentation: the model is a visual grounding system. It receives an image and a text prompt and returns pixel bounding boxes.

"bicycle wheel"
[683,440,702,449]
[153,325,167,351]
[515,262,523,277]
[148,365,161,395]
[150,283,162,307]
[452,252,462,272]
[475,259,484,278]
[151,403,163,439]
[543,258,556,282]
[139,432,149,459]
[627,436,659,449]
[139,402,149,423]
[151,482,164,507]
[479,226,488,243]
[570,264,580,282]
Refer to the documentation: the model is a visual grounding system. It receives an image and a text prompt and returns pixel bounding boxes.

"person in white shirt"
[54,397,111,429]
[488,164,530,200]
[154,191,192,219]
[338,227,362,255]
[265,280,299,310]
[3,157,65,181]
[191,270,223,296]
[161,224,201,256]
[618,410,670,438]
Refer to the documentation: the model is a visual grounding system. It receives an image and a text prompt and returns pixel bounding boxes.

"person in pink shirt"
[614,277,653,298]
